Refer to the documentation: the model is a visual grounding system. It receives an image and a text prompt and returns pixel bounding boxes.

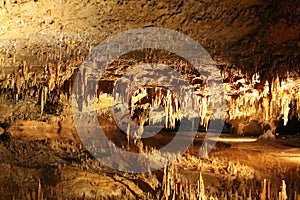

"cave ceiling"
[0,0,299,80]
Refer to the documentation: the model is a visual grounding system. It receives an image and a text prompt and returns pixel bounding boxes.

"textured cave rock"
[0,0,299,135]
[0,2,300,199]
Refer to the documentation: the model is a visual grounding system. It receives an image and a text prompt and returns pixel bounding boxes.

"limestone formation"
[0,0,299,133]
[258,130,275,140]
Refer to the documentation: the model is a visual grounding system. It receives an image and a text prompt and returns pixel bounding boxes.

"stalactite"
[279,180,288,200]
[226,72,300,129]
[0,55,4,67]
[40,86,48,114]
[0,33,299,137]
[281,91,290,126]
[128,86,182,129]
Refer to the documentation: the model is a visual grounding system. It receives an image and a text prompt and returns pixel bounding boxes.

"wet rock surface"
[0,0,299,199]
[0,120,299,199]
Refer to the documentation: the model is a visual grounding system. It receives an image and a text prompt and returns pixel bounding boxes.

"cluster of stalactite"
[129,87,183,129]
[110,84,213,130]
[0,34,92,114]
[225,73,300,126]
[0,60,80,114]
[1,33,299,133]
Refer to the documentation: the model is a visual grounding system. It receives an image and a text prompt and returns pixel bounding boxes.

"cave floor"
[0,118,299,199]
